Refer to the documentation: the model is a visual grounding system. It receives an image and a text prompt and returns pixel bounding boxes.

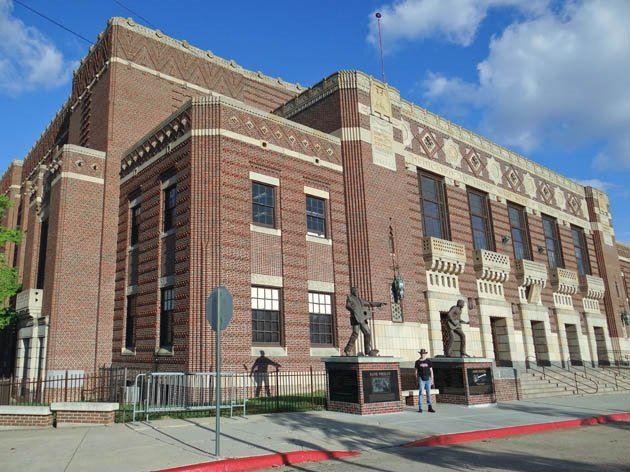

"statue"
[445,299,470,357]
[343,287,386,356]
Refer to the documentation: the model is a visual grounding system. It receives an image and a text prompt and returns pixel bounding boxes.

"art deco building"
[1,17,628,380]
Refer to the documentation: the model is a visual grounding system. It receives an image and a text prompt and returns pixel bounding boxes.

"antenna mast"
[375,12,386,83]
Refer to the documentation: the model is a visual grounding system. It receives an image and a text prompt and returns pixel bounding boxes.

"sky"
[1,0,629,241]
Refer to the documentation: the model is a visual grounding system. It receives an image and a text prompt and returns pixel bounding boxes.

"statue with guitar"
[343,287,386,356]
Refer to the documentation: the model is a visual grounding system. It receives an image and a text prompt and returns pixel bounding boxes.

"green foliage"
[0,195,21,330]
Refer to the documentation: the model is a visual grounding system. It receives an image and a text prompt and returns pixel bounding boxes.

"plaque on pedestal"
[323,356,403,415]
[432,357,496,406]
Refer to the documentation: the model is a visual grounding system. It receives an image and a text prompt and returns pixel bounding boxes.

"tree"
[0,195,21,330]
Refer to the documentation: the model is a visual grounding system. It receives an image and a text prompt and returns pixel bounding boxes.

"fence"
[132,369,327,421]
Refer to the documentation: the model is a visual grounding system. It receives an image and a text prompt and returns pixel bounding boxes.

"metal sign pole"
[215,288,221,457]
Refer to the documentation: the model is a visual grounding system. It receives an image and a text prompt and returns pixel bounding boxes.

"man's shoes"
[418,409,422,413]
[428,406,436,413]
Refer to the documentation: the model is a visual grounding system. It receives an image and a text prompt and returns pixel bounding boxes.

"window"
[468,189,494,251]
[162,232,175,277]
[163,185,176,232]
[309,292,333,345]
[251,287,281,344]
[130,205,140,246]
[252,182,275,227]
[542,215,564,269]
[508,203,531,260]
[306,196,326,237]
[36,219,49,289]
[571,225,591,275]
[125,294,137,350]
[128,247,139,286]
[418,172,449,240]
[160,287,175,348]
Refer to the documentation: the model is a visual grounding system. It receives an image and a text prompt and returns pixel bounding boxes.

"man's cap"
[418,348,428,354]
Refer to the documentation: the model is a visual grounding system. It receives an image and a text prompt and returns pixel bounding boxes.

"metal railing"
[525,356,598,395]
[131,369,327,422]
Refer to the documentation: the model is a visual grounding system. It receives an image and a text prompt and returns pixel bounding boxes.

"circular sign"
[206,286,233,331]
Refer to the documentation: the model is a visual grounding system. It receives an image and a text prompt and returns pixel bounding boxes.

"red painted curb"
[402,412,630,448]
[154,450,360,472]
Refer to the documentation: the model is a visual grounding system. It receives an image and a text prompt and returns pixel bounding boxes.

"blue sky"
[1,0,629,241]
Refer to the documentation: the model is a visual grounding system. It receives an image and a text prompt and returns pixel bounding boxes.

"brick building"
[2,17,629,379]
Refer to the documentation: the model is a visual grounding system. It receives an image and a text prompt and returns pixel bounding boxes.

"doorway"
[531,320,549,366]
[490,317,511,366]
[594,326,609,366]
[565,324,582,366]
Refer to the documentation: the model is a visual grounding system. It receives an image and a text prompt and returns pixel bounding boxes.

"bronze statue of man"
[343,287,385,356]
[445,299,470,357]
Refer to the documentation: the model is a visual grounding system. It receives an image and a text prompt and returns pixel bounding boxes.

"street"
[270,421,630,472]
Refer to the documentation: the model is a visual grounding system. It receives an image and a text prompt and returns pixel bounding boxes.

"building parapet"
[515,259,547,288]
[473,249,510,282]
[423,237,466,275]
[550,267,579,295]
[579,274,605,300]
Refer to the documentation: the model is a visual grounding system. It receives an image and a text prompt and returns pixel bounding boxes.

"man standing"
[343,287,385,356]
[445,299,470,357]
[414,348,435,413]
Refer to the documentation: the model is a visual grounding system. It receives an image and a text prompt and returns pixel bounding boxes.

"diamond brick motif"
[507,167,521,189]
[540,182,552,202]
[245,120,254,130]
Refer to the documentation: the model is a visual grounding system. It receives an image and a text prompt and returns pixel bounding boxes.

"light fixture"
[392,274,405,303]
[621,311,630,326]
[537,245,546,255]
[501,235,510,246]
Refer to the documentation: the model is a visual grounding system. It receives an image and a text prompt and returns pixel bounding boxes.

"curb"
[154,450,360,472]
[402,412,630,447]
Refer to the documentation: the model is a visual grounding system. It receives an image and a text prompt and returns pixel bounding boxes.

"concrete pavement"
[1,393,628,472]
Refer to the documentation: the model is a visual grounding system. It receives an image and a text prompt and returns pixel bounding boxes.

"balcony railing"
[15,289,43,316]
[579,274,605,300]
[474,249,510,282]
[422,237,466,275]
[551,267,579,295]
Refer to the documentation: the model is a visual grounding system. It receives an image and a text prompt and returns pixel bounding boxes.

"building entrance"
[565,324,582,366]
[594,326,609,366]
[490,317,511,366]
[531,320,550,366]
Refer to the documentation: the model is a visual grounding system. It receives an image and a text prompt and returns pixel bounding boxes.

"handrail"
[525,356,598,395]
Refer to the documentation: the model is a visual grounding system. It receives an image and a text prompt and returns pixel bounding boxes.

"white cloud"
[419,0,630,169]
[574,178,618,193]
[0,0,74,94]
[368,0,548,49]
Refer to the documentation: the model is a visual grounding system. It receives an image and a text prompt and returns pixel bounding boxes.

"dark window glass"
[309,292,333,345]
[130,205,140,246]
[508,203,531,260]
[251,287,280,344]
[306,196,326,237]
[128,248,138,286]
[419,172,449,239]
[571,226,591,275]
[125,294,137,350]
[163,185,176,232]
[36,219,49,289]
[543,215,564,269]
[252,182,275,227]
[468,189,494,251]
[160,287,175,348]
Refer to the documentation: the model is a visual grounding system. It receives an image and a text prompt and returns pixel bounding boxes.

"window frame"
[252,181,276,228]
[251,286,282,345]
[571,225,591,275]
[467,188,495,251]
[418,171,450,240]
[542,214,564,269]
[507,202,532,260]
[306,195,327,238]
[308,291,334,346]
[160,286,175,349]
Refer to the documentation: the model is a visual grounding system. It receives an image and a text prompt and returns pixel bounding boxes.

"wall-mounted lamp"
[621,311,630,326]
[392,274,405,303]
[501,235,510,246]
[537,245,546,255]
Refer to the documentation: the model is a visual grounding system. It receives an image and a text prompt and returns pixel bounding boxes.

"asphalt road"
[270,421,630,472]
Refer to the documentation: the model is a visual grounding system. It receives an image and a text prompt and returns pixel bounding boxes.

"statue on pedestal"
[445,299,470,357]
[343,287,386,356]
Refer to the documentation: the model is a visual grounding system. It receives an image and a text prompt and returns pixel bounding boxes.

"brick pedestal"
[432,357,496,406]
[323,356,403,415]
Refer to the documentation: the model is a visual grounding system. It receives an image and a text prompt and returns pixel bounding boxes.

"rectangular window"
[542,215,564,269]
[418,172,449,240]
[130,205,140,246]
[468,189,494,251]
[309,292,333,345]
[251,286,281,344]
[36,219,49,289]
[306,196,327,237]
[125,294,137,350]
[508,203,531,260]
[571,225,591,275]
[162,232,176,277]
[160,287,175,348]
[163,185,177,232]
[128,247,139,287]
[252,182,275,227]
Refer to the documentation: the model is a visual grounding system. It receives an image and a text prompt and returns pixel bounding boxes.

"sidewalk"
[1,393,628,472]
